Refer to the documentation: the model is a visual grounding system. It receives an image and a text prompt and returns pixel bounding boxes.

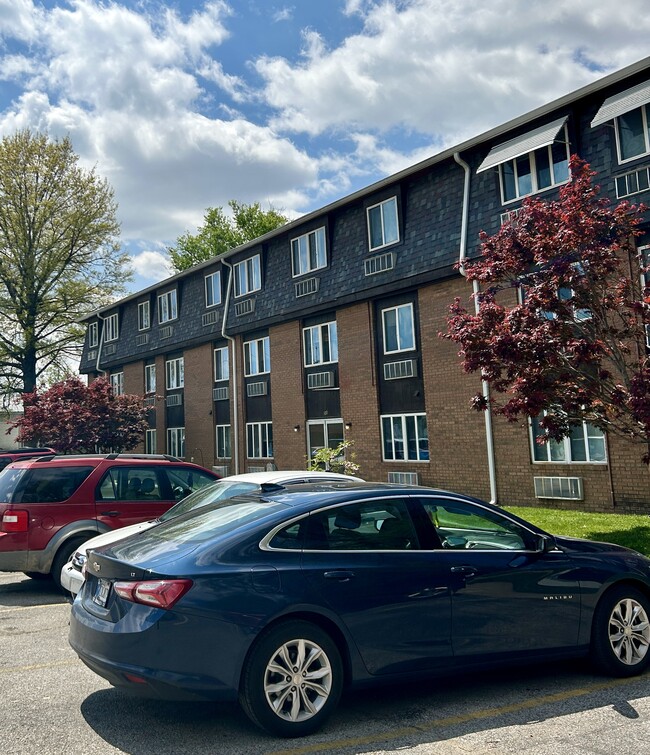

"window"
[205,271,221,307]
[244,337,270,376]
[234,255,261,297]
[247,422,273,459]
[158,290,178,323]
[216,425,231,458]
[214,347,229,382]
[98,467,163,502]
[307,420,344,462]
[166,466,215,500]
[616,104,650,162]
[303,321,338,366]
[104,313,119,342]
[367,197,399,251]
[292,227,327,276]
[382,303,415,354]
[145,429,157,455]
[145,364,156,394]
[382,413,429,461]
[499,125,570,203]
[88,322,98,348]
[167,427,185,458]
[138,301,150,331]
[166,357,184,390]
[530,415,606,463]
[109,371,124,396]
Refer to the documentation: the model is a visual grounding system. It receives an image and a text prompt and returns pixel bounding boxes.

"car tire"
[239,620,343,738]
[51,537,88,591]
[591,585,650,677]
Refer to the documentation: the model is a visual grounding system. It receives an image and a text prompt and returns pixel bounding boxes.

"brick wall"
[184,342,215,470]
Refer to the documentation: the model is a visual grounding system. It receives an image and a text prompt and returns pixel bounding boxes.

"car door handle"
[323,570,355,582]
[100,510,121,517]
[450,565,478,578]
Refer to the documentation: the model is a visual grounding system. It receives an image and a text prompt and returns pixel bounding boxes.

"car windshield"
[158,480,261,522]
[146,497,287,545]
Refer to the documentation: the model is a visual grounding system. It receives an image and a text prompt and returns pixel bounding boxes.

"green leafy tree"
[168,200,289,272]
[307,440,360,476]
[12,377,149,453]
[0,129,128,395]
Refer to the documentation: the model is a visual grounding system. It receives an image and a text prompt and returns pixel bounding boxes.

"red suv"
[0,447,56,472]
[0,454,219,588]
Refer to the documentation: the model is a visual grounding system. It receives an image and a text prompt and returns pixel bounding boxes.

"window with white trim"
[205,271,221,307]
[88,321,98,348]
[109,371,124,396]
[367,197,399,251]
[247,422,273,459]
[234,255,261,297]
[104,313,119,342]
[244,337,270,376]
[166,357,184,390]
[615,103,650,163]
[214,346,229,382]
[145,429,157,455]
[530,414,606,463]
[216,425,231,458]
[381,413,429,461]
[303,321,338,366]
[500,125,570,203]
[382,303,415,354]
[307,420,344,462]
[138,301,150,331]
[158,290,178,323]
[167,427,185,458]
[292,227,327,277]
[145,364,156,394]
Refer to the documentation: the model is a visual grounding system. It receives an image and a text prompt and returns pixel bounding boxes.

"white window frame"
[382,303,416,354]
[205,271,221,308]
[307,419,344,462]
[109,371,124,396]
[144,364,156,394]
[104,313,119,342]
[158,290,178,324]
[88,321,98,348]
[303,321,338,366]
[367,196,399,251]
[167,427,185,458]
[615,104,650,164]
[138,301,150,331]
[291,227,327,277]
[499,124,571,204]
[145,429,157,455]
[233,255,261,298]
[381,413,429,462]
[216,424,231,459]
[530,414,607,464]
[214,346,229,382]
[246,422,273,459]
[165,357,184,390]
[244,336,270,376]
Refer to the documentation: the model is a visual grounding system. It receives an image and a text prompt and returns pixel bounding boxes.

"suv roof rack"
[1,447,55,455]
[104,453,182,461]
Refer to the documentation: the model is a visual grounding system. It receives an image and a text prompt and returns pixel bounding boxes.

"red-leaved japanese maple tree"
[12,377,150,453]
[444,156,650,461]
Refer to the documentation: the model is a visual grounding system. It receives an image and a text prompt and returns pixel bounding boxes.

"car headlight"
[71,553,87,571]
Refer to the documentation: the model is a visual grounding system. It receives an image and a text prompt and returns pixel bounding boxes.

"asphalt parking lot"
[2,570,650,755]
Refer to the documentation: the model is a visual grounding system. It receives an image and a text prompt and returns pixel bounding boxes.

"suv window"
[0,466,94,503]
[166,466,217,501]
[97,467,164,502]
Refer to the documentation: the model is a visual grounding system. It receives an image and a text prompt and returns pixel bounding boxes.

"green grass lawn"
[505,506,650,556]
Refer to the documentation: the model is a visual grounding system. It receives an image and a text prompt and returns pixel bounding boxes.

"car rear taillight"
[113,579,193,609]
[1,510,29,532]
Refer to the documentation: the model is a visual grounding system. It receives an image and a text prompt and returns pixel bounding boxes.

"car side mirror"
[533,534,555,554]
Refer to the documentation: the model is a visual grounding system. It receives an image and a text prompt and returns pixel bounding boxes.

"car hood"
[554,534,642,556]
[78,520,157,557]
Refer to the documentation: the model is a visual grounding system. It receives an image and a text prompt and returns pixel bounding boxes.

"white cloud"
[130,250,174,283]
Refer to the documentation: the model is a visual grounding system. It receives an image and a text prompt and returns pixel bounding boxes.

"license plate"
[92,578,111,607]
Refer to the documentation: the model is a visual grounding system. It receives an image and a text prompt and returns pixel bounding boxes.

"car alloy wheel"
[607,596,650,666]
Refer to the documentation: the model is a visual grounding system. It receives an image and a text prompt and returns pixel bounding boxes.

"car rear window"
[0,465,94,503]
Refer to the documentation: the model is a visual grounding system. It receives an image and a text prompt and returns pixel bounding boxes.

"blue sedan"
[69,483,650,737]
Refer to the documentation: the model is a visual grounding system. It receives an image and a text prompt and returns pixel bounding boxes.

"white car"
[60,470,363,595]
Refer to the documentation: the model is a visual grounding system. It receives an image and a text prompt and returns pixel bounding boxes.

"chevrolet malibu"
[69,483,650,738]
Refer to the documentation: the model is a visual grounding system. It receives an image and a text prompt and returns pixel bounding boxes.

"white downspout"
[453,152,498,505]
[220,259,239,475]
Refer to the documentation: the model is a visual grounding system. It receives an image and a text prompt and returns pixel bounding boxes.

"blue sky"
[1,0,650,292]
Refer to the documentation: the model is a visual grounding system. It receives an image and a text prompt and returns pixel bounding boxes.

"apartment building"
[80,57,650,512]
